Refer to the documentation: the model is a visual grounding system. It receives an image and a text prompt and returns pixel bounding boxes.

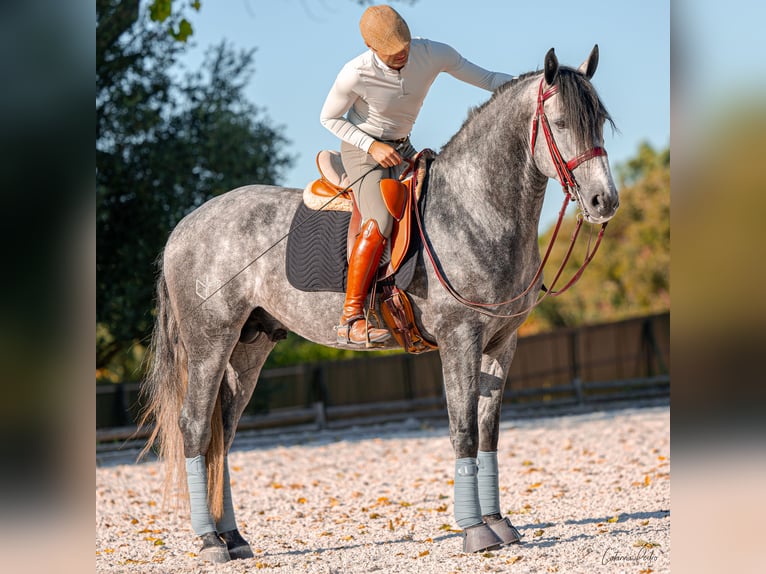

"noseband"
[531,78,607,201]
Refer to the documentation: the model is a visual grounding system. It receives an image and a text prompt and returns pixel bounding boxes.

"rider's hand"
[368,141,402,168]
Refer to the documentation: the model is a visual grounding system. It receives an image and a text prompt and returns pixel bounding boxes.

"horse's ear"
[578,44,599,79]
[544,48,559,85]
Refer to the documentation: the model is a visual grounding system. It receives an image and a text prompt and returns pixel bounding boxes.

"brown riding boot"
[336,219,391,345]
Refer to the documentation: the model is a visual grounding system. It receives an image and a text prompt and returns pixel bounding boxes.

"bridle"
[412,77,611,319]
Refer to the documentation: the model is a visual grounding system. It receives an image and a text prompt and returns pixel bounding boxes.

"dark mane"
[556,67,616,149]
[441,67,615,153]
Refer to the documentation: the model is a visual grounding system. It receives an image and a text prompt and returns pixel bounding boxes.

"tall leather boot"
[336,218,391,345]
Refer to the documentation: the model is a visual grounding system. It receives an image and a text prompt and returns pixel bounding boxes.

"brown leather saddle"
[303,150,437,353]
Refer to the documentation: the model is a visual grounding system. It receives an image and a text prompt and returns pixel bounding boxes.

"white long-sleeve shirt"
[320,38,514,152]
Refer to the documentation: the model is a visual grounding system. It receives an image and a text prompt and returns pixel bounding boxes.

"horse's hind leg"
[216,333,279,559]
[477,334,521,545]
[178,323,240,564]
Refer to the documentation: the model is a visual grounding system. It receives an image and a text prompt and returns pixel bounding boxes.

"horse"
[139,45,619,563]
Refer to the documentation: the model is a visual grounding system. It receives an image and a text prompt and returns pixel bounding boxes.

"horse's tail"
[138,260,189,509]
[138,258,226,521]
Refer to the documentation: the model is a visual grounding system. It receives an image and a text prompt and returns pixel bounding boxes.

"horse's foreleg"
[476,336,522,545]
[440,332,505,553]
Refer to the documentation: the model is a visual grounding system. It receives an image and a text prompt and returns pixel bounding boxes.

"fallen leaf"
[297,497,307,504]
[533,529,544,537]
[506,556,523,564]
[607,515,620,523]
[418,550,430,557]
[634,540,661,549]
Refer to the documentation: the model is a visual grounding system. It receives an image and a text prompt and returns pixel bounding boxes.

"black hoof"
[198,531,230,564]
[219,529,254,560]
[462,522,504,553]
[484,515,522,545]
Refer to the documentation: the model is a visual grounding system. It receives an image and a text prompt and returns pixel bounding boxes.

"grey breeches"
[341,139,416,238]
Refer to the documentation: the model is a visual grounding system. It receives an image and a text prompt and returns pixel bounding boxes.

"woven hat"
[359,5,411,54]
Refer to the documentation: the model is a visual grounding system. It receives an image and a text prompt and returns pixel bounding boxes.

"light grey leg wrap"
[186,455,216,536]
[454,458,483,528]
[477,451,500,517]
[216,456,237,534]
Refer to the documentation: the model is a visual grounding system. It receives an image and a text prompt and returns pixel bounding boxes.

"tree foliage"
[522,142,670,334]
[96,0,293,375]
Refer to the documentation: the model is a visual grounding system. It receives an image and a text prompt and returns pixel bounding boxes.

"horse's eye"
[553,119,566,129]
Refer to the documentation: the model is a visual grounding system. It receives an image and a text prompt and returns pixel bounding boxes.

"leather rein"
[410,77,609,319]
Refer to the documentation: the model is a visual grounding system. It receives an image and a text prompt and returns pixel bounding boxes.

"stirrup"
[335,316,389,347]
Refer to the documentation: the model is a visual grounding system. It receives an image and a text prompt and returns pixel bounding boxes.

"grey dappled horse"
[140,46,618,562]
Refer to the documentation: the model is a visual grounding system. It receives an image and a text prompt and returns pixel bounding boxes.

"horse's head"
[531,45,619,224]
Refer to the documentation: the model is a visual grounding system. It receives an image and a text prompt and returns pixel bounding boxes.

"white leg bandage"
[454,458,483,528]
[477,450,500,517]
[185,455,216,535]
[216,456,237,534]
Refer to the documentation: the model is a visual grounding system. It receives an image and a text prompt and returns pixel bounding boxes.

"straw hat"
[359,5,411,54]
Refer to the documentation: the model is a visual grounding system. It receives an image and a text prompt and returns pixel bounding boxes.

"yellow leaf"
[231,465,242,472]
[424,537,433,543]
[369,513,382,519]
[634,540,661,549]
[522,460,534,466]
[388,519,394,531]
[271,482,283,489]
[153,539,165,546]
[644,475,651,486]
[103,548,115,554]
[130,518,138,525]
[506,556,523,564]
[533,529,544,537]
[341,535,354,541]
[377,496,390,504]
[418,550,430,557]
[529,482,542,489]
[399,501,412,507]
[297,497,307,504]
[435,503,448,512]
[607,515,620,523]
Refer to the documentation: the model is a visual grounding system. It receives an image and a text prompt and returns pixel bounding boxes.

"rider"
[321,4,514,345]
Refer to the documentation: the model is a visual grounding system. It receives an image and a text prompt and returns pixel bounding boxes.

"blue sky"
[179,0,670,229]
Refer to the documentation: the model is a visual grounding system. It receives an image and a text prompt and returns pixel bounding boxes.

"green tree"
[96,0,293,376]
[524,142,670,333]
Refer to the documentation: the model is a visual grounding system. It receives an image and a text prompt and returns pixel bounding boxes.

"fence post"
[570,329,584,404]
[312,364,328,429]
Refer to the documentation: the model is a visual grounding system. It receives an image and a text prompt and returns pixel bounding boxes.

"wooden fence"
[96,312,669,442]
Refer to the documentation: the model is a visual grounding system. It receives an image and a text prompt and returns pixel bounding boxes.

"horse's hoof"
[198,532,230,564]
[220,529,254,560]
[462,522,504,553]
[485,516,522,545]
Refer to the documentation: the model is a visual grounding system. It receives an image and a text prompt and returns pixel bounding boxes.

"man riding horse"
[320,4,514,345]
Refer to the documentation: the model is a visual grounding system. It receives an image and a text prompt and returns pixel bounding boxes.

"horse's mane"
[441,67,615,154]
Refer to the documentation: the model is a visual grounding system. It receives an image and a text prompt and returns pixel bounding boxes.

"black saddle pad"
[286,203,418,293]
